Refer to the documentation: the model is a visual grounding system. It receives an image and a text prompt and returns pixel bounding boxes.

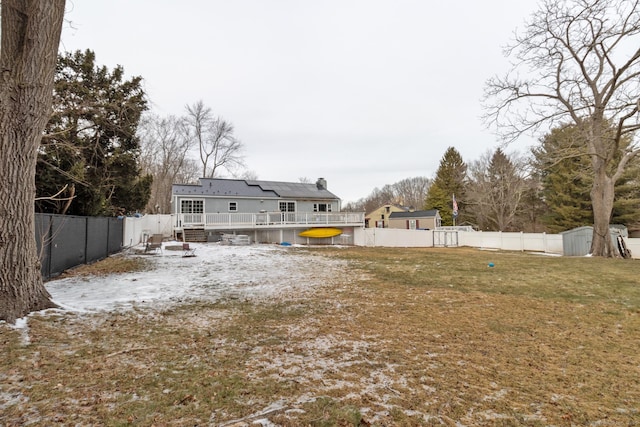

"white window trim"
[313,202,333,212]
[228,201,238,212]
[180,198,204,214]
[279,201,296,212]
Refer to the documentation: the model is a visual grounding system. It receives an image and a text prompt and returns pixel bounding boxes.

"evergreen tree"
[36,50,151,216]
[532,124,640,233]
[425,147,467,225]
[613,167,640,226]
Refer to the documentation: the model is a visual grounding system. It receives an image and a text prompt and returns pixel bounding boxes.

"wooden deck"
[175,211,365,231]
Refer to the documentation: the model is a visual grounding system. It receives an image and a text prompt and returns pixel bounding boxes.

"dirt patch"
[54,254,151,279]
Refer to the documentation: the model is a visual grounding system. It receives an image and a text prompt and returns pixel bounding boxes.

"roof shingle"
[172,178,340,200]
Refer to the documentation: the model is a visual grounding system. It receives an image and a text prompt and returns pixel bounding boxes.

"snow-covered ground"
[45,243,347,313]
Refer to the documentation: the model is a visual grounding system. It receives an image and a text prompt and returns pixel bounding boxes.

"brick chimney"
[316,177,327,190]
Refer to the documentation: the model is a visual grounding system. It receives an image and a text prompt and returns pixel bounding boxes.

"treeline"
[346,139,640,233]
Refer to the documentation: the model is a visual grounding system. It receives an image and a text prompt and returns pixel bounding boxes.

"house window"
[408,219,417,230]
[279,201,296,212]
[229,202,238,212]
[180,199,203,214]
[313,203,332,212]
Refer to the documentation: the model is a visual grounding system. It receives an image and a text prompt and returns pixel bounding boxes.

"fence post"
[106,217,111,257]
[42,214,53,280]
[84,216,89,266]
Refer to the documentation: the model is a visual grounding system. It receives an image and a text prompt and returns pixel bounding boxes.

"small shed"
[561,225,628,256]
[561,226,593,256]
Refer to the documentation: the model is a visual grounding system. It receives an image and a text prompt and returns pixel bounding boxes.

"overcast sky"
[60,0,541,203]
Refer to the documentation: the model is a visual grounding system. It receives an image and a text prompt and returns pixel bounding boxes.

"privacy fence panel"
[35,213,123,280]
[50,215,87,277]
[107,218,123,254]
[35,214,52,279]
[86,217,109,262]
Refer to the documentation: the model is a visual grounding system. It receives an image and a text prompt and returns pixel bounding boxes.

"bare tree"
[346,177,431,214]
[233,170,259,180]
[467,149,529,231]
[393,176,432,210]
[483,0,640,256]
[138,114,198,213]
[0,0,66,323]
[185,100,244,178]
[360,185,397,214]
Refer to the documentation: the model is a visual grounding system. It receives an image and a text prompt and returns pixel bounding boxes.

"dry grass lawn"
[2,246,640,426]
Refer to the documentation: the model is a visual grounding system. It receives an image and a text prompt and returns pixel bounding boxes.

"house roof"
[388,209,439,219]
[365,204,409,216]
[172,178,340,200]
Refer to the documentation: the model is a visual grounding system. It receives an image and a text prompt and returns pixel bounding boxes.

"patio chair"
[145,234,163,254]
[182,242,196,257]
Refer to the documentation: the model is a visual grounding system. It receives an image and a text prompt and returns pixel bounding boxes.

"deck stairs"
[183,228,207,243]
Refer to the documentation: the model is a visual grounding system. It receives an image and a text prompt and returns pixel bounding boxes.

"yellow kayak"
[299,227,343,238]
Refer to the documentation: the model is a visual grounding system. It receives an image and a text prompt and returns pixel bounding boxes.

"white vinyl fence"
[458,231,564,254]
[625,238,640,259]
[354,228,434,247]
[355,228,563,254]
[123,214,173,247]
[354,228,640,259]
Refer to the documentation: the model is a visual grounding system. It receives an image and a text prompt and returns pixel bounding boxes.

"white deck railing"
[176,211,365,229]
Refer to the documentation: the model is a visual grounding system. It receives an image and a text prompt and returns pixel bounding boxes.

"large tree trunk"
[590,168,616,257]
[0,0,66,323]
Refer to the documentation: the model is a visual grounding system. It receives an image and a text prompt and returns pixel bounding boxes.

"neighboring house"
[172,177,364,243]
[388,210,441,230]
[365,204,408,228]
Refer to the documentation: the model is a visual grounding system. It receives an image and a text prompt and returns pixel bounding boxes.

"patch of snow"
[482,388,509,401]
[8,317,30,345]
[45,243,347,314]
[526,251,562,257]
[0,391,29,411]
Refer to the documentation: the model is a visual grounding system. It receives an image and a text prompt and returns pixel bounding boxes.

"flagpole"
[452,193,458,227]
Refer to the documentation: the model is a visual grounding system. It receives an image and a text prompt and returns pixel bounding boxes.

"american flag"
[452,194,458,217]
